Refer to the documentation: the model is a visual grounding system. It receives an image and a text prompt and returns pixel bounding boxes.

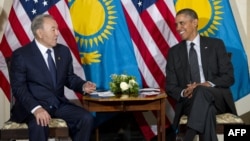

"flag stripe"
[132,41,158,87]
[0,53,11,102]
[165,98,175,124]
[143,5,170,55]
[9,7,30,46]
[142,5,171,85]
[133,112,155,140]
[122,3,165,88]
[0,37,12,58]
[156,0,181,42]
[14,1,34,40]
[2,21,22,54]
[0,72,11,101]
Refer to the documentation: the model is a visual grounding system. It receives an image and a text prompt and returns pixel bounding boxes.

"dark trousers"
[27,103,94,141]
[183,86,228,141]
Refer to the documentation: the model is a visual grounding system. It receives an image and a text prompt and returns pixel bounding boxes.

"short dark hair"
[176,8,198,20]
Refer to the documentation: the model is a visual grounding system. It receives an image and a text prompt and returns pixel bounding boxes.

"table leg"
[159,98,166,141]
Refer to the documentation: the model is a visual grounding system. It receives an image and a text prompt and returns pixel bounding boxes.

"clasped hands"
[183,81,211,98]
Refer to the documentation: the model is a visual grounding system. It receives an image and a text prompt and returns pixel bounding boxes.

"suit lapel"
[200,37,209,80]
[179,41,191,83]
[31,41,56,87]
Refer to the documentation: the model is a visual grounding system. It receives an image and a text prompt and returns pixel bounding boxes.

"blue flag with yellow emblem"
[174,0,250,101]
[68,0,142,90]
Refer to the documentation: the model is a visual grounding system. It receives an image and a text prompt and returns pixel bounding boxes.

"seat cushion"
[179,113,244,125]
[2,118,67,129]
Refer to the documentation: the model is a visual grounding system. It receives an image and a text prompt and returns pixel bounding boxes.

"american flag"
[0,0,84,105]
[121,0,181,139]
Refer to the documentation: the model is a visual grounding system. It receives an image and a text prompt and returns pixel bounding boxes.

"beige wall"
[0,0,250,127]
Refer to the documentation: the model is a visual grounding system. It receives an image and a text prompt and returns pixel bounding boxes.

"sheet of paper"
[139,88,160,92]
[90,91,115,97]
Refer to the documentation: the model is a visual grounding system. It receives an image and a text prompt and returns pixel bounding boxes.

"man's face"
[37,17,59,48]
[175,13,198,41]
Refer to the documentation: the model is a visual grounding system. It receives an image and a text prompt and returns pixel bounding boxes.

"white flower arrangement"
[109,74,139,97]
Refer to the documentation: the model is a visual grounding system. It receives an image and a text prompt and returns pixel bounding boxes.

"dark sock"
[183,128,197,141]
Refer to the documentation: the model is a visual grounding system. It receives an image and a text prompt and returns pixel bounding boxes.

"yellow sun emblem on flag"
[69,0,117,65]
[175,0,223,37]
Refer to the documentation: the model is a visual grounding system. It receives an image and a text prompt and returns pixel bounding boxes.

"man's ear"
[193,19,198,28]
[36,29,43,39]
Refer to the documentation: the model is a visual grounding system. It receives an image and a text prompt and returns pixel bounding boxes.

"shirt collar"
[35,39,54,55]
[186,34,200,47]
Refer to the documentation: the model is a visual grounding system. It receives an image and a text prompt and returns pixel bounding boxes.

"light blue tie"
[47,49,57,87]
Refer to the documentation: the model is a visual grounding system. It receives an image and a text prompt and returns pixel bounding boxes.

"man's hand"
[33,107,51,126]
[83,81,96,93]
[184,81,212,98]
[184,82,198,98]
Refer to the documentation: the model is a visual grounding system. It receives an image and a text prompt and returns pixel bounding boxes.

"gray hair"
[31,14,54,37]
[176,8,198,20]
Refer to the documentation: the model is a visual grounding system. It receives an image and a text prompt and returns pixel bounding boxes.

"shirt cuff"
[31,105,42,114]
[181,89,185,97]
[207,81,215,87]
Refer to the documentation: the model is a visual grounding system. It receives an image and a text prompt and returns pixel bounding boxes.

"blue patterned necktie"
[47,49,57,87]
[189,42,200,83]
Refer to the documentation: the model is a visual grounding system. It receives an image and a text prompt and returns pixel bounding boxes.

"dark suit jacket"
[9,40,86,122]
[165,36,237,129]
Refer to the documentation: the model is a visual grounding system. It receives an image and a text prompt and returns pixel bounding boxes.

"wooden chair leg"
[95,128,99,141]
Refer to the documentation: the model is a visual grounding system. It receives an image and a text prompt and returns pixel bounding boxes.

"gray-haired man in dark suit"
[10,14,96,141]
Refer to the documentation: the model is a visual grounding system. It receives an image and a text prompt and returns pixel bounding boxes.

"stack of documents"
[139,88,160,96]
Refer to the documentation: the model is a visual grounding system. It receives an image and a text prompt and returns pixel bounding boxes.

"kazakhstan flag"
[68,0,142,90]
[174,0,250,101]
